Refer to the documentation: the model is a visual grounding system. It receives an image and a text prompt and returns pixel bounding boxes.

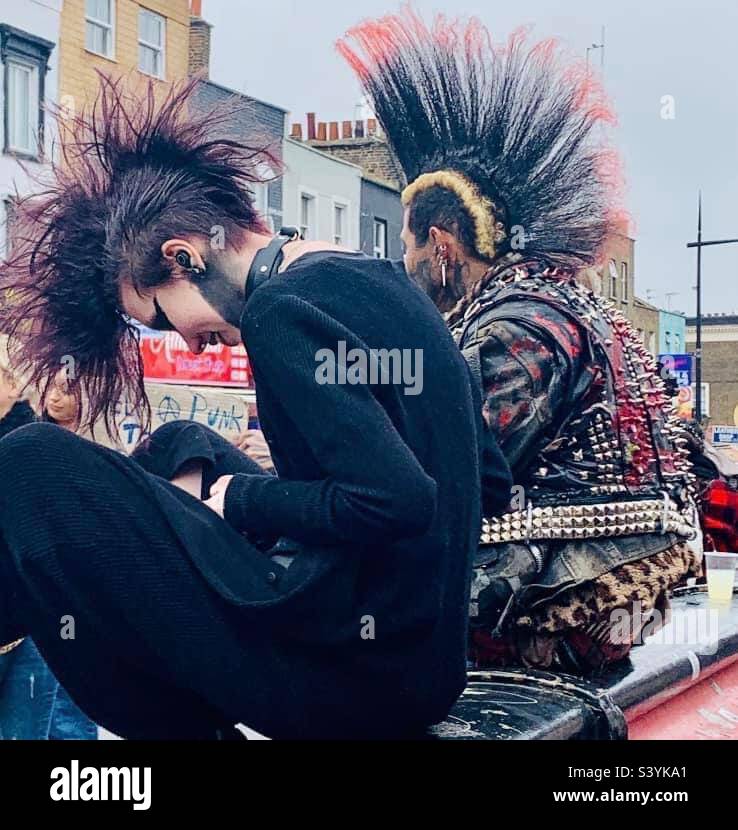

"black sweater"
[222,252,510,727]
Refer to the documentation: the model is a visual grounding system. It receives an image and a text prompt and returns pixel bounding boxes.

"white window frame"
[1,25,53,161]
[332,200,348,246]
[5,58,39,156]
[373,218,387,259]
[85,0,116,61]
[138,8,166,80]
[608,259,618,300]
[248,182,272,231]
[621,261,629,303]
[299,189,317,241]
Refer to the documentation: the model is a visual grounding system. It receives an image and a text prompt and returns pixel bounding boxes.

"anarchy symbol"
[158,395,181,423]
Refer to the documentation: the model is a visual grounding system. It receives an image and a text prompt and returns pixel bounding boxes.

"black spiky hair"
[338,7,626,268]
[0,73,278,439]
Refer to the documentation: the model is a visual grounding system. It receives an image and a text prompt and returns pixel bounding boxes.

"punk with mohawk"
[341,9,701,673]
[1,75,275,436]
[338,8,623,301]
[0,74,504,737]
[0,75,277,437]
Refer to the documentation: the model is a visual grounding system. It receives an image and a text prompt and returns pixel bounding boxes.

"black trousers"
[0,421,335,739]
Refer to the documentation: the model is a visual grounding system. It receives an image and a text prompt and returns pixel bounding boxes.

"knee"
[133,420,220,479]
[145,420,226,452]
[148,420,199,443]
[149,421,223,448]
[0,422,75,466]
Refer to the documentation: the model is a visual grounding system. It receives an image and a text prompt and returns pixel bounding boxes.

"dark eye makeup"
[150,298,175,332]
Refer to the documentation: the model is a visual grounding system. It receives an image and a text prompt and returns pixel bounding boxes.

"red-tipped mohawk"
[338,7,626,271]
[337,11,414,82]
[338,7,480,83]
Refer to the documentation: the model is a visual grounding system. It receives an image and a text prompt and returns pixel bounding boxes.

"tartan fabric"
[703,480,738,552]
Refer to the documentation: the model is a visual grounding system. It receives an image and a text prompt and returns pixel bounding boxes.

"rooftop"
[686,313,738,326]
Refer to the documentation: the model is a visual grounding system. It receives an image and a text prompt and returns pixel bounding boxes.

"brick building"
[290,115,404,259]
[630,296,660,356]
[597,223,636,317]
[585,221,662,355]
[304,117,403,189]
[58,0,190,111]
[686,313,738,426]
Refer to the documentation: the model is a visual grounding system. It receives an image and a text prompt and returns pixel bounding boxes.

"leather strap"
[244,227,300,303]
[464,343,484,397]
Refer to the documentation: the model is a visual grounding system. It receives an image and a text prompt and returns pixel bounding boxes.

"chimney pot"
[329,121,339,141]
[342,120,353,139]
[317,122,327,141]
[290,123,303,140]
[190,0,203,16]
[307,113,316,141]
[354,120,365,139]
[367,118,377,136]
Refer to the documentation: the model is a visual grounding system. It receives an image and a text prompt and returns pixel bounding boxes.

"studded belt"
[481,496,698,546]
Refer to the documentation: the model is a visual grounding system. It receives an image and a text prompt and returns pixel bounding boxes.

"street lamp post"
[686,192,738,423]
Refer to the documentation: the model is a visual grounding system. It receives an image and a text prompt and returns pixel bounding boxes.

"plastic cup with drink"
[705,552,738,605]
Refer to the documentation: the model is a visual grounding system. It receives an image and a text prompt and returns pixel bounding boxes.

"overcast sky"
[204,0,738,316]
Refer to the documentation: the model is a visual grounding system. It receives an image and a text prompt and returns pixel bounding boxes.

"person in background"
[231,427,274,473]
[41,369,81,431]
[0,366,96,739]
[683,420,738,554]
[0,365,35,442]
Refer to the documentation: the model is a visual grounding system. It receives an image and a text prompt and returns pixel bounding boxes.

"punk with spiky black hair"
[0,72,507,738]
[341,9,702,674]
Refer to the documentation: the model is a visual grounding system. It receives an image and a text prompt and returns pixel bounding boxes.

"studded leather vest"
[451,267,698,516]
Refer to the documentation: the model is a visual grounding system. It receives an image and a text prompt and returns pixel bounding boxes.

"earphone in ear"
[175,250,205,277]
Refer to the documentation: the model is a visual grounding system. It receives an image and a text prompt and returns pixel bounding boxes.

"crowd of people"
[0,8,731,740]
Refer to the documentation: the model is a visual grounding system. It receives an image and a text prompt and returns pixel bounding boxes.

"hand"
[202,475,234,518]
[232,429,274,471]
